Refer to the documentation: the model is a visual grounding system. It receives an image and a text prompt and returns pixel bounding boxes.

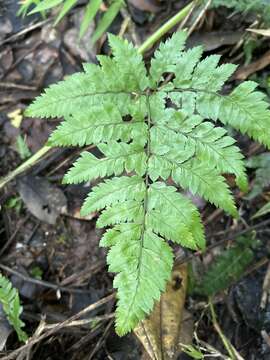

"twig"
[0,293,115,360]
[0,215,30,257]
[261,261,270,309]
[0,19,51,47]
[176,218,270,265]
[44,313,114,330]
[137,1,200,54]
[88,319,114,359]
[5,41,42,75]
[187,0,212,35]
[0,82,37,91]
[178,1,197,30]
[0,146,52,190]
[59,260,105,287]
[0,264,94,295]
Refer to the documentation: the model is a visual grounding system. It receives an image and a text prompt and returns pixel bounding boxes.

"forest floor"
[1,0,270,359]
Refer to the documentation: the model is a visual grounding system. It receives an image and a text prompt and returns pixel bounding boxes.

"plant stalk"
[138,0,197,54]
[0,145,51,190]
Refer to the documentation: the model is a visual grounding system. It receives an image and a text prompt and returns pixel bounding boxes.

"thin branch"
[0,293,115,360]
[0,264,93,295]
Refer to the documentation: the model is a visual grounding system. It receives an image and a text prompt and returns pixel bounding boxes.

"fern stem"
[137,1,198,54]
[125,93,152,318]
[0,145,52,190]
[209,299,237,359]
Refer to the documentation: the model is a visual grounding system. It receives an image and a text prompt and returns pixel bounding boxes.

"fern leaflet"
[0,274,28,342]
[192,236,258,296]
[26,31,270,335]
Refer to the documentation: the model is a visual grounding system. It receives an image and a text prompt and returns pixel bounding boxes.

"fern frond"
[0,274,28,342]
[150,31,188,84]
[172,159,238,217]
[160,109,247,190]
[48,104,147,146]
[194,236,258,296]
[26,39,148,119]
[81,176,145,215]
[64,142,147,184]
[196,82,270,148]
[97,200,143,227]
[27,32,270,335]
[110,229,173,335]
[211,0,270,24]
[147,183,205,249]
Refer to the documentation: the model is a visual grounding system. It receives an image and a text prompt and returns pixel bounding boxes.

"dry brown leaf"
[134,263,193,360]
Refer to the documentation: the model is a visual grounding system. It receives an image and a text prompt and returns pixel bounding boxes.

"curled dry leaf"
[134,263,193,360]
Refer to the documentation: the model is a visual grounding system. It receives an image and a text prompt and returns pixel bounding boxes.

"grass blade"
[29,0,65,14]
[92,0,124,42]
[54,0,78,24]
[79,0,103,38]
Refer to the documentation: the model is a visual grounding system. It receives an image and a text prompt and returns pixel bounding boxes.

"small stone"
[41,23,61,48]
[63,9,97,62]
[17,60,34,82]
[0,17,13,41]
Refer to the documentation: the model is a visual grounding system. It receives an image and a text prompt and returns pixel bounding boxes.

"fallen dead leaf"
[134,263,193,360]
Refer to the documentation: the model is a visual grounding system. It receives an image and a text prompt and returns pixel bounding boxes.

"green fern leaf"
[0,274,28,342]
[150,31,188,84]
[147,183,205,250]
[48,104,147,146]
[194,236,258,296]
[27,31,270,335]
[196,82,270,148]
[172,159,238,217]
[111,229,173,335]
[211,0,270,24]
[81,176,145,215]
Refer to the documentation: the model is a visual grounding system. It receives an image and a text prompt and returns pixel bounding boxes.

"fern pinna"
[26,32,270,335]
[0,274,28,342]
